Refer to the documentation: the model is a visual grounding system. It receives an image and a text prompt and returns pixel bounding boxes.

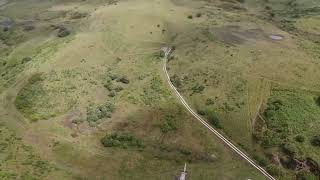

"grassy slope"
[168,0,320,179]
[0,0,266,179]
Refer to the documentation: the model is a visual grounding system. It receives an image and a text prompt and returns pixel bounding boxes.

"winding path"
[162,47,276,180]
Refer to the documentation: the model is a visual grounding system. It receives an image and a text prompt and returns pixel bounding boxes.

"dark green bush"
[191,84,205,93]
[187,15,193,19]
[282,143,297,156]
[207,112,221,128]
[201,109,222,129]
[101,133,144,149]
[316,96,320,106]
[295,135,305,143]
[159,115,178,133]
[253,155,268,167]
[86,102,115,123]
[197,109,205,116]
[311,135,320,146]
[266,164,282,176]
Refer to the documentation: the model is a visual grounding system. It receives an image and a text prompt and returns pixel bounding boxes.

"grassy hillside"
[1,0,319,179]
[0,0,268,179]
[167,0,320,179]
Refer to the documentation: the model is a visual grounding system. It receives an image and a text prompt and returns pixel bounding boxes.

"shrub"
[253,155,268,167]
[57,27,70,38]
[108,91,116,97]
[311,135,320,146]
[316,96,320,106]
[159,115,177,133]
[205,98,215,105]
[266,164,282,176]
[70,11,87,19]
[295,135,305,143]
[103,80,113,91]
[22,57,32,64]
[196,13,202,17]
[117,76,129,84]
[159,50,165,58]
[28,73,43,84]
[114,86,123,92]
[197,109,221,128]
[282,143,297,156]
[197,109,205,116]
[203,110,222,129]
[170,75,181,88]
[191,84,205,93]
[109,74,118,80]
[71,118,84,124]
[187,15,193,19]
[101,133,144,149]
[86,102,115,123]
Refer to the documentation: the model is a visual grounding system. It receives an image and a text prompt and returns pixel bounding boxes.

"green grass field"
[0,0,319,179]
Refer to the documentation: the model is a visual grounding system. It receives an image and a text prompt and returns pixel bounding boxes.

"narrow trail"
[162,47,276,180]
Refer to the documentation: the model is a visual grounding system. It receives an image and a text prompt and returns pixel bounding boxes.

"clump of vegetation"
[198,109,222,129]
[253,154,268,167]
[187,15,193,19]
[109,74,119,80]
[57,26,70,38]
[86,102,115,125]
[103,79,113,91]
[196,13,202,18]
[21,57,32,64]
[282,143,298,156]
[114,85,123,92]
[117,76,130,84]
[295,135,305,143]
[158,115,178,133]
[311,134,320,146]
[316,96,320,106]
[101,133,144,149]
[108,91,116,97]
[170,75,181,88]
[71,118,84,125]
[142,76,169,105]
[191,84,205,93]
[266,164,283,176]
[205,98,215,105]
[69,11,87,19]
